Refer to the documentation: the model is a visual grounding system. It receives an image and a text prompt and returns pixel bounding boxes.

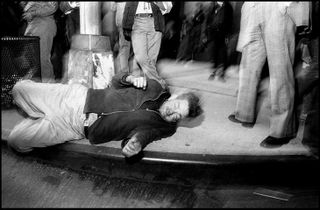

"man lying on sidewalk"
[8,72,202,158]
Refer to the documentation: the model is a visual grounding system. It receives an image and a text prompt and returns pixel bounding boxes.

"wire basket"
[1,36,41,108]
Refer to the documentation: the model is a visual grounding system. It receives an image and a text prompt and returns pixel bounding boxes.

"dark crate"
[1,36,41,108]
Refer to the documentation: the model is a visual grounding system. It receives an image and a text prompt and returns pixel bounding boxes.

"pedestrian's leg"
[206,40,217,80]
[146,30,165,86]
[131,17,166,87]
[218,41,228,81]
[264,5,296,138]
[234,27,267,123]
[131,18,149,74]
[40,19,57,83]
[118,27,131,73]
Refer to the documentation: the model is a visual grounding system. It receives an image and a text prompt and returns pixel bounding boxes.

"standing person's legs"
[118,27,131,73]
[25,18,57,83]
[207,39,217,79]
[234,26,267,123]
[131,17,166,87]
[264,5,296,138]
[216,37,228,80]
[209,35,227,79]
[8,80,88,152]
[40,18,57,83]
[146,28,163,83]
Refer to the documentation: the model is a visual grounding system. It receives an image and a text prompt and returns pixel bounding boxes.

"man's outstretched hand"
[122,135,142,157]
[126,75,147,90]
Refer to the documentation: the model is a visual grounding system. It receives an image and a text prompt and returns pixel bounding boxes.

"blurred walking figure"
[176,15,193,61]
[205,1,233,81]
[229,2,310,148]
[158,20,180,60]
[122,1,173,88]
[188,3,205,61]
[21,1,58,83]
[294,1,319,155]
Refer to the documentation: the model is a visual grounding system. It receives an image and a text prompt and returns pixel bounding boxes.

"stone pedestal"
[66,35,114,89]
[64,2,115,89]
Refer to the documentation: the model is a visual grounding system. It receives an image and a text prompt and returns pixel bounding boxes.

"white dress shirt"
[135,1,172,15]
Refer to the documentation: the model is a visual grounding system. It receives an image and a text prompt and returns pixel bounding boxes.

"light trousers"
[131,16,166,87]
[24,16,57,83]
[8,80,88,152]
[235,3,296,138]
[117,26,139,74]
[117,26,131,73]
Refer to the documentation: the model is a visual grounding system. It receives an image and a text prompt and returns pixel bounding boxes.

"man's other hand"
[122,135,142,157]
[126,75,147,90]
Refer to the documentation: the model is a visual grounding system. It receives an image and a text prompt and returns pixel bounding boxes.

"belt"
[135,13,153,18]
[84,125,89,139]
[84,113,89,138]
[83,113,99,139]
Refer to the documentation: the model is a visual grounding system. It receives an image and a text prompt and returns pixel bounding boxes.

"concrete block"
[71,34,111,52]
[66,49,115,88]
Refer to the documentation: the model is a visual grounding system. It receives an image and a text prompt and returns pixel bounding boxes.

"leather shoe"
[228,114,255,128]
[208,72,216,80]
[260,136,293,148]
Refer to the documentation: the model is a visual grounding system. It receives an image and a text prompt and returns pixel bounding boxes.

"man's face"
[160,99,189,122]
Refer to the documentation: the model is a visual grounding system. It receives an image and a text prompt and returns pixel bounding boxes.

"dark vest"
[122,1,165,33]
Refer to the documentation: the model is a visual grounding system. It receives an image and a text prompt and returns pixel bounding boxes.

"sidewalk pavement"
[1,59,316,164]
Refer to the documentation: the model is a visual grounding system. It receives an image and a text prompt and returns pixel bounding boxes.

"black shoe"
[228,114,255,128]
[208,72,216,80]
[260,136,293,148]
[217,76,226,82]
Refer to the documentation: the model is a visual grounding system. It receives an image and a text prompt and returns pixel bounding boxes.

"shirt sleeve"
[111,72,132,89]
[126,125,177,149]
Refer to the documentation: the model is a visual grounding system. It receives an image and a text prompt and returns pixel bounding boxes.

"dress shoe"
[208,72,216,80]
[260,136,293,148]
[228,114,255,128]
[217,75,226,82]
